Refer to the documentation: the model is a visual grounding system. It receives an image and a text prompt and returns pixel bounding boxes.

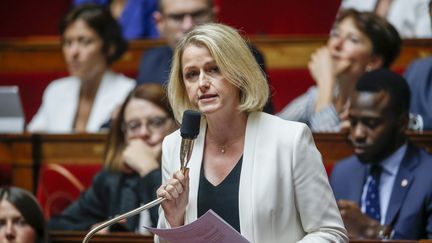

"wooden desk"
[50,231,153,243]
[0,133,106,192]
[33,133,106,165]
[1,132,431,192]
[0,37,431,73]
[48,231,422,243]
[2,37,431,117]
[314,132,432,165]
[351,241,417,243]
[0,133,32,190]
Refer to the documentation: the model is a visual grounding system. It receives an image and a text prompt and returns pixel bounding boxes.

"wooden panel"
[0,134,32,190]
[253,37,432,70]
[394,39,432,69]
[351,241,417,243]
[48,231,420,243]
[1,132,431,192]
[314,132,432,165]
[0,38,166,73]
[314,133,353,165]
[252,36,326,69]
[0,37,431,73]
[36,133,107,164]
[0,133,106,192]
[50,231,153,243]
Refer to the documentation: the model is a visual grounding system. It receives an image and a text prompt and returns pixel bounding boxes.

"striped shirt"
[277,86,341,132]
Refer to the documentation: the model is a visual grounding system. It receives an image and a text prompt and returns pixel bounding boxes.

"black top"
[197,157,243,232]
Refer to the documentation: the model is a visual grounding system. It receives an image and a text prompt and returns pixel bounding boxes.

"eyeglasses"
[123,116,170,136]
[165,8,212,25]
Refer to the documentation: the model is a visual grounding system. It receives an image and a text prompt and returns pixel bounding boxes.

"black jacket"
[48,169,161,232]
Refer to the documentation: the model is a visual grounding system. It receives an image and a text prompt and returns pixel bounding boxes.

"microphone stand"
[82,197,165,243]
[82,132,197,243]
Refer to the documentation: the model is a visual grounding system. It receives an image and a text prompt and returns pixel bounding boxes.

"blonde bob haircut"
[168,23,269,122]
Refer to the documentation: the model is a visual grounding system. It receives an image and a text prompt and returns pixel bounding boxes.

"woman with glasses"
[277,9,401,132]
[49,84,177,233]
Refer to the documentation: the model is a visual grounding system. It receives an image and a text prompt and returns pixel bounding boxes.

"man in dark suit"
[137,0,274,113]
[330,68,432,240]
[402,0,432,131]
[404,56,432,131]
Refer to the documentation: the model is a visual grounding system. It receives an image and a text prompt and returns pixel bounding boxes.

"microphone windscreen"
[180,110,201,139]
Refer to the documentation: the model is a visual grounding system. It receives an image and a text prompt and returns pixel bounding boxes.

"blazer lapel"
[58,79,80,131]
[335,158,367,206]
[238,112,259,241]
[350,161,368,205]
[87,71,110,131]
[384,145,418,226]
[184,119,206,224]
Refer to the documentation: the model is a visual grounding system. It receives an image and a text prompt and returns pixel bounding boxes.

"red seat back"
[0,164,12,186]
[268,69,314,112]
[36,163,101,219]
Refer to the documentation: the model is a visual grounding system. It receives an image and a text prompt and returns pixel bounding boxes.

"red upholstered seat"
[324,163,335,177]
[267,69,314,112]
[36,163,101,219]
[0,164,12,186]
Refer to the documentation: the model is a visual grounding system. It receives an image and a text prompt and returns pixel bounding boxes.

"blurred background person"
[330,69,432,239]
[402,0,432,131]
[73,0,159,40]
[136,0,274,114]
[48,84,176,233]
[404,55,432,131]
[0,186,49,243]
[339,0,431,38]
[136,0,217,84]
[155,23,347,243]
[277,9,401,132]
[27,4,135,133]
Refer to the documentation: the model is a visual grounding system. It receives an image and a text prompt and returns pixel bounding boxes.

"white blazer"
[27,71,135,133]
[158,112,348,243]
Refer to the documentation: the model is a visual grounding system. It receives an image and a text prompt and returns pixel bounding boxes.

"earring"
[365,65,372,72]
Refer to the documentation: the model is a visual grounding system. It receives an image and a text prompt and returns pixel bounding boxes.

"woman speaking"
[156,23,348,243]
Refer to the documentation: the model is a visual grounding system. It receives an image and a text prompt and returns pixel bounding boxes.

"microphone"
[82,110,201,243]
[180,110,201,172]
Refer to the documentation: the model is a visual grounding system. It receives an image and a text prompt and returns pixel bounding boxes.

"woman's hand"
[339,100,351,133]
[310,47,350,112]
[122,139,161,177]
[157,169,190,227]
[309,47,336,89]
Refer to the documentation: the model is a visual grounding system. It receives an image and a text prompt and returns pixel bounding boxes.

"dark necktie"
[365,165,382,222]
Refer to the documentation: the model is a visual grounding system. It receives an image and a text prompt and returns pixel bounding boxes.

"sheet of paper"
[145,210,250,243]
